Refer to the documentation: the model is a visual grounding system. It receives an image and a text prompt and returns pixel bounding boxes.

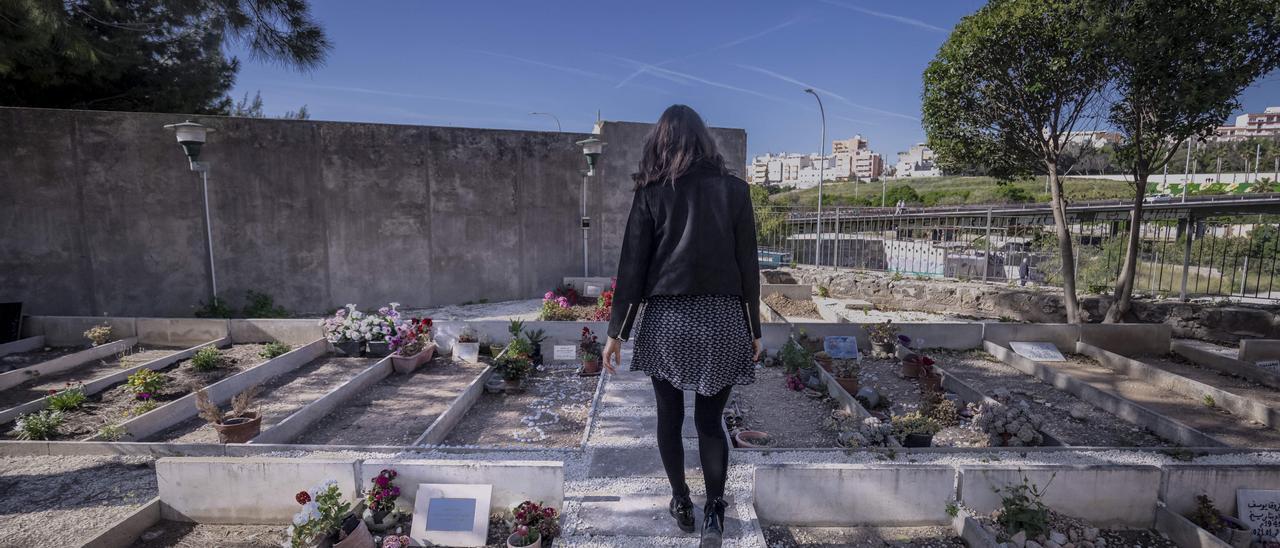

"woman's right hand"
[752,338,763,362]
[603,337,622,374]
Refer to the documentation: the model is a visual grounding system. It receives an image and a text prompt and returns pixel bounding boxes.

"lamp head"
[163,120,215,164]
[576,136,605,176]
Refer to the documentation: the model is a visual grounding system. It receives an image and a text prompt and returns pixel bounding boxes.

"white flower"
[303,501,321,521]
[292,511,309,526]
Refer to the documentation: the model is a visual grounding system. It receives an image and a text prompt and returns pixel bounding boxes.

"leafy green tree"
[884,185,921,205]
[922,0,1109,323]
[0,0,329,114]
[1098,0,1280,321]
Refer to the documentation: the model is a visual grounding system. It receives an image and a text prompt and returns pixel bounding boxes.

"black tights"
[651,377,733,501]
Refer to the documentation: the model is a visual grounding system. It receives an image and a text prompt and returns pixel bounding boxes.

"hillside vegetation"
[767,176,1135,207]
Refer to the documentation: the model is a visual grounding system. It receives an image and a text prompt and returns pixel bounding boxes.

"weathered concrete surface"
[0,337,135,391]
[1162,464,1280,516]
[0,335,43,357]
[1241,339,1280,363]
[788,267,1279,344]
[413,365,495,446]
[983,323,1080,351]
[958,464,1161,527]
[1173,339,1280,389]
[229,319,322,346]
[754,464,956,526]
[21,316,138,346]
[156,457,360,523]
[0,108,745,317]
[136,318,229,346]
[80,497,162,548]
[1154,506,1233,548]
[1080,323,1171,356]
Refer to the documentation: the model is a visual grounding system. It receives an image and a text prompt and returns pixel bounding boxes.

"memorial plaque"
[1010,341,1066,362]
[553,344,577,361]
[1239,489,1280,542]
[410,483,491,547]
[823,336,859,359]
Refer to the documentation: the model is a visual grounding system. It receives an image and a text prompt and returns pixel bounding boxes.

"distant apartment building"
[1064,130,1123,148]
[894,143,942,178]
[748,135,884,187]
[1213,106,1280,141]
[832,135,884,179]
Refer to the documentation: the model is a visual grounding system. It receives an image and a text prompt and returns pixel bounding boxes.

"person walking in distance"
[601,104,763,547]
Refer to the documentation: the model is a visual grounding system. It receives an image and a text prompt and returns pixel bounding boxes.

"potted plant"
[537,290,577,321]
[288,480,374,548]
[523,329,548,366]
[84,323,112,346]
[497,352,533,393]
[891,411,941,447]
[361,469,406,533]
[1189,494,1252,548]
[364,303,399,358]
[813,351,833,373]
[866,321,896,356]
[832,358,861,395]
[389,317,435,374]
[195,386,263,443]
[509,501,560,548]
[779,339,811,391]
[322,305,367,356]
[901,353,934,379]
[578,327,602,377]
[919,357,943,393]
[733,430,774,448]
[454,326,481,363]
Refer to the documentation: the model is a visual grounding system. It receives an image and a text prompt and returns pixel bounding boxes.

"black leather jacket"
[607,165,762,341]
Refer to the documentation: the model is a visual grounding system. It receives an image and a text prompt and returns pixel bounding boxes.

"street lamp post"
[529,112,562,132]
[163,120,218,300]
[804,88,826,267]
[576,136,605,277]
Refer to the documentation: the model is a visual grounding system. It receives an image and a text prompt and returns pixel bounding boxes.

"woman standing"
[601,104,762,547]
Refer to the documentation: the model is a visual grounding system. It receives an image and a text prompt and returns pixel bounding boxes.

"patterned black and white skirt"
[630,294,756,396]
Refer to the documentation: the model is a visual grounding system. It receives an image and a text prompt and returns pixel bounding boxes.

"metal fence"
[755,204,1280,302]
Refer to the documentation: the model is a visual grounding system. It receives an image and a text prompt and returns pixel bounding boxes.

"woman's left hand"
[603,337,622,374]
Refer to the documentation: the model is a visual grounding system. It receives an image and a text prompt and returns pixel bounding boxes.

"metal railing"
[755,204,1280,302]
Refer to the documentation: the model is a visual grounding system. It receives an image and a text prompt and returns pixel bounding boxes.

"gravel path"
[0,345,180,412]
[295,357,485,446]
[1047,354,1280,447]
[443,365,598,447]
[0,344,86,372]
[933,350,1165,447]
[150,355,373,443]
[734,365,840,447]
[1139,353,1280,409]
[0,455,156,548]
[763,525,964,547]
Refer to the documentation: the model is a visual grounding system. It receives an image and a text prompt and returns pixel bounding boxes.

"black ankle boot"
[670,494,695,533]
[700,497,727,547]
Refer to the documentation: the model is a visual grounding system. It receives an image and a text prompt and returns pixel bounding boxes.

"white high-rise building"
[1213,106,1280,141]
[894,143,942,178]
[748,135,885,187]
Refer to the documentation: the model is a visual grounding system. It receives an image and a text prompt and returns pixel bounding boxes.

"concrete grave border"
[0,335,44,357]
[412,365,496,446]
[958,463,1162,528]
[248,355,393,445]
[0,337,136,391]
[22,316,139,346]
[80,497,163,548]
[1172,340,1280,390]
[1241,339,1280,364]
[754,463,958,526]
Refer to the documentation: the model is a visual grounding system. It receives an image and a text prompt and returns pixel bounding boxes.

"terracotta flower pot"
[836,376,860,396]
[332,519,375,548]
[391,343,436,374]
[579,359,601,377]
[213,412,261,443]
[507,532,542,548]
[734,430,773,448]
[901,360,923,378]
[919,372,942,393]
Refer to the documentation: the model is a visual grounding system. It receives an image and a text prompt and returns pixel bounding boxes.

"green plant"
[126,368,166,398]
[496,355,533,383]
[832,358,860,379]
[13,409,63,440]
[97,424,127,441]
[260,341,291,359]
[1203,395,1216,408]
[924,393,961,427]
[817,285,830,298]
[190,347,225,371]
[891,411,942,442]
[779,339,811,375]
[129,400,159,416]
[193,296,235,318]
[994,474,1054,539]
[242,290,288,318]
[1188,494,1225,534]
[507,319,525,338]
[523,329,548,347]
[47,382,87,412]
[289,481,351,548]
[891,271,904,282]
[866,320,896,345]
[84,323,113,346]
[945,501,960,518]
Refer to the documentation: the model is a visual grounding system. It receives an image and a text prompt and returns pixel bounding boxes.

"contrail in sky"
[736,64,918,121]
[816,0,946,32]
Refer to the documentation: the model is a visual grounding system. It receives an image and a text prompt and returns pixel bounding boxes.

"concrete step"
[575,494,740,538]
[587,447,703,478]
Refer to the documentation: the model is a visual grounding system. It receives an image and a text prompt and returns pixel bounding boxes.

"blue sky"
[228,0,1280,163]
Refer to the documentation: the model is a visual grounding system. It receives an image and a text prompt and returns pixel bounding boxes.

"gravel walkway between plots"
[0,345,180,412]
[132,522,285,547]
[1139,353,1280,409]
[764,293,823,319]
[0,455,156,548]
[443,365,598,447]
[1047,354,1280,447]
[934,350,1165,447]
[734,365,839,447]
[763,525,965,547]
[0,344,86,372]
[295,357,486,446]
[152,355,373,443]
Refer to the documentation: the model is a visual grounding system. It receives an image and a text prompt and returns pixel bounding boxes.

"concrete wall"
[0,108,745,317]
[958,465,1161,528]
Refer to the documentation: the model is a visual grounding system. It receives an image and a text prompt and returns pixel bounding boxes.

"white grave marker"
[552,344,577,361]
[410,483,492,547]
[1238,488,1280,542]
[1010,341,1066,362]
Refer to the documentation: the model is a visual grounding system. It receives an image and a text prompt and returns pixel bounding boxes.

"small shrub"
[945,501,959,518]
[890,411,941,443]
[126,369,166,398]
[1203,395,1216,408]
[14,409,63,440]
[128,400,159,416]
[891,271,904,282]
[1188,494,1225,533]
[193,296,235,318]
[97,424,128,441]
[84,323,113,346]
[817,285,830,298]
[190,347,224,371]
[259,342,291,359]
[242,290,288,318]
[47,383,87,412]
[994,474,1053,539]
[923,393,961,427]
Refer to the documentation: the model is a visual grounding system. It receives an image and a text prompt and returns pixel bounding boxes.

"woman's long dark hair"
[632,104,728,188]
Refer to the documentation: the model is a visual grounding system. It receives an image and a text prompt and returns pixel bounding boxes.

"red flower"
[295,491,311,504]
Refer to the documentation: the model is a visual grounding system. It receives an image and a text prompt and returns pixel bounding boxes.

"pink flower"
[544,291,554,300]
[375,475,389,487]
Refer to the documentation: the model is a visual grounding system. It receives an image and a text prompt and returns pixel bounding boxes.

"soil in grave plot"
[150,355,375,443]
[1138,352,1280,409]
[295,357,487,446]
[1043,353,1280,447]
[1,344,270,441]
[855,356,987,447]
[131,522,287,548]
[732,365,841,447]
[764,525,965,548]
[0,345,183,411]
[933,350,1165,447]
[0,455,157,548]
[443,366,599,447]
[764,292,822,318]
[0,344,87,372]
[978,509,1176,548]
